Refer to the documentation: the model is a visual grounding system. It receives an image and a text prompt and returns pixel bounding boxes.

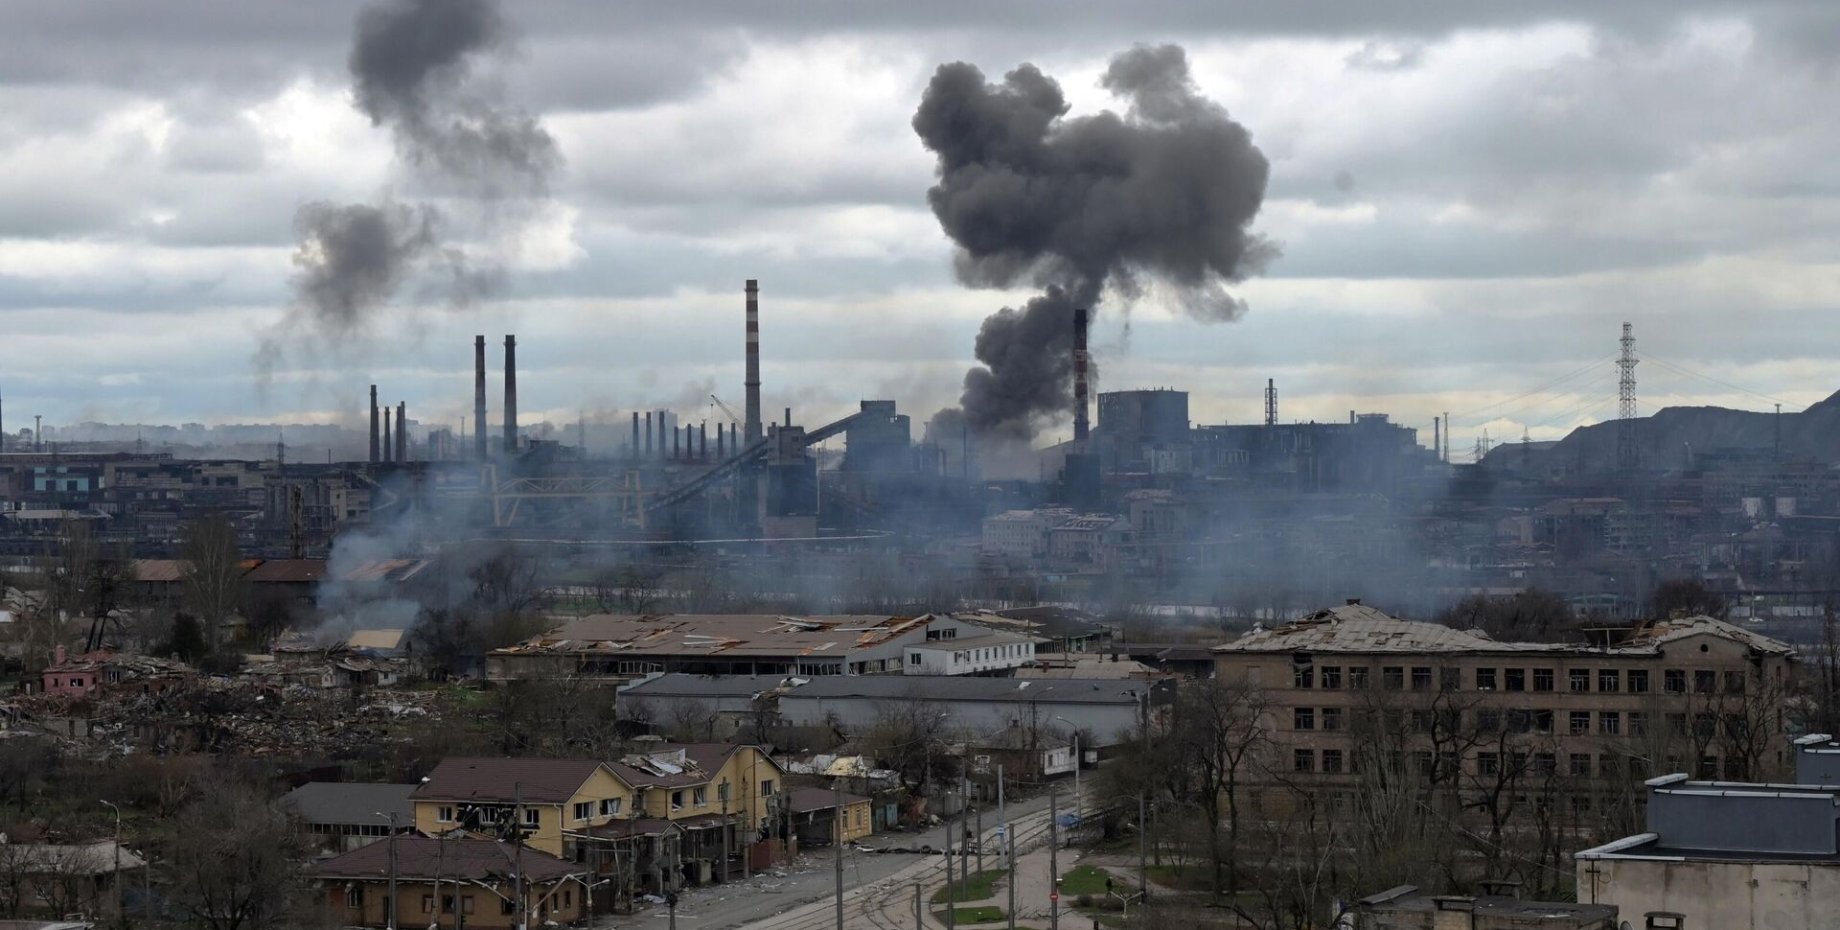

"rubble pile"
[4,677,447,759]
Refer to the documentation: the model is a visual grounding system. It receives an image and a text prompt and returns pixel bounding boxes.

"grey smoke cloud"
[350,0,559,198]
[915,43,1273,440]
[259,0,558,386]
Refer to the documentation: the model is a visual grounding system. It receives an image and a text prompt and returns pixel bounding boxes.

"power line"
[1453,357,1615,422]
[1643,354,1789,407]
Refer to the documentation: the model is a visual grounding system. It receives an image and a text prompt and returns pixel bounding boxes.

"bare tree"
[166,784,302,930]
[864,699,956,796]
[181,515,246,650]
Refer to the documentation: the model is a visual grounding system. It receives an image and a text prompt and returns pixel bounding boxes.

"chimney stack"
[474,335,488,461]
[644,412,653,457]
[397,402,407,462]
[502,335,518,454]
[369,384,380,463]
[382,406,393,464]
[1073,306,1090,444]
[631,411,640,459]
[745,279,762,445]
[1433,417,1441,459]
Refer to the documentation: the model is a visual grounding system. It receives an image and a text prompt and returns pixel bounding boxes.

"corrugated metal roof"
[244,559,327,583]
[282,782,415,826]
[1217,604,1794,658]
[413,758,610,804]
[492,614,928,659]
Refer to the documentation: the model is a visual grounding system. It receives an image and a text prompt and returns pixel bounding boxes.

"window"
[1382,666,1404,690]
[1411,667,1432,691]
[1569,668,1591,692]
[1629,712,1649,737]
[422,895,434,914]
[1599,669,1621,693]
[670,790,685,810]
[1664,669,1685,693]
[1724,671,1745,695]
[1693,670,1716,694]
[1504,668,1526,692]
[692,786,708,806]
[1320,666,1342,689]
[1628,669,1650,693]
[1570,711,1591,735]
[1476,667,1498,690]
[1477,752,1499,775]
[1322,707,1344,731]
[346,887,363,909]
[1694,713,1716,739]
[1293,708,1315,731]
[438,806,454,823]
[523,808,539,827]
[573,802,592,822]
[1507,709,1532,733]
[1478,709,1502,732]
[600,798,622,816]
[1293,664,1315,689]
[1321,749,1344,774]
[1533,668,1554,692]
[1413,751,1434,775]
[1666,713,1687,736]
[1294,749,1315,773]
[1696,756,1719,779]
[1439,667,1462,691]
[1569,753,1592,776]
[1600,711,1621,736]
[1600,756,1621,779]
[761,779,776,797]
[1724,756,1747,780]
[1534,709,1553,734]
[1534,752,1556,775]
[1347,667,1371,689]
[502,897,518,915]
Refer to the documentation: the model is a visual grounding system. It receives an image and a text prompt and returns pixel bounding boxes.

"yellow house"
[607,743,783,832]
[411,758,635,858]
[786,786,875,843]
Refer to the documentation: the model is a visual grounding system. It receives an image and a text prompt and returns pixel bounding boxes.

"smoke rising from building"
[914,44,1273,441]
[259,0,557,383]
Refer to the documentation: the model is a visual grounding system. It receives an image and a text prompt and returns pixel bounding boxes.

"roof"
[783,676,1158,705]
[243,559,327,583]
[346,629,406,651]
[492,614,931,660]
[1,841,146,875]
[313,836,580,883]
[785,786,871,814]
[619,673,796,699]
[337,559,433,583]
[908,631,1039,651]
[1357,885,1616,922]
[282,782,415,826]
[131,559,187,583]
[606,743,779,789]
[413,758,613,804]
[580,818,678,839]
[1216,604,1793,658]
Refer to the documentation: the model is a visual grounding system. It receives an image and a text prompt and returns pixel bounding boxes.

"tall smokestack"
[745,279,762,445]
[474,335,488,461]
[370,384,380,463]
[700,423,708,460]
[1433,417,1440,460]
[397,402,407,462]
[502,335,517,454]
[382,406,393,464]
[631,411,640,459]
[1073,306,1090,444]
[645,412,653,457]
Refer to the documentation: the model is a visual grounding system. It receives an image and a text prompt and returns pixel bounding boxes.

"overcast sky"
[3,1,1837,451]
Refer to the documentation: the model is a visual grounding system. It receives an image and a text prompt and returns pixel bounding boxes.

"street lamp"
[375,811,399,930]
[100,800,121,927]
[1052,716,1081,823]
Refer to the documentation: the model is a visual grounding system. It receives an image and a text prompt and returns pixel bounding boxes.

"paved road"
[581,791,1077,930]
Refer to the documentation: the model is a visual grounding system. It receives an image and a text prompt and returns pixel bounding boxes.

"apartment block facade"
[1213,603,1796,811]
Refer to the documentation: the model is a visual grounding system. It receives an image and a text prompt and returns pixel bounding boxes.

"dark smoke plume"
[351,0,558,198]
[915,44,1273,441]
[258,0,557,387]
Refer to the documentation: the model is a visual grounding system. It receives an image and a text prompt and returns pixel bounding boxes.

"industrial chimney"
[745,279,762,445]
[397,402,407,462]
[474,335,488,461]
[1072,306,1090,444]
[369,384,380,463]
[382,406,393,464]
[503,335,517,454]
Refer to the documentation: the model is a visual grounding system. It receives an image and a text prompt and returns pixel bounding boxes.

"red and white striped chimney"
[744,279,762,445]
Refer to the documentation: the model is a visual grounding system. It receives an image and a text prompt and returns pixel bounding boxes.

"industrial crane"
[709,393,743,426]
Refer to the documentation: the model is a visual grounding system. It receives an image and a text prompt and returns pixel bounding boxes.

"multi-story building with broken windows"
[1212,601,1796,814]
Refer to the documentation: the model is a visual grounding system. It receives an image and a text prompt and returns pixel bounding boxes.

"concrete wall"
[1577,856,1840,930]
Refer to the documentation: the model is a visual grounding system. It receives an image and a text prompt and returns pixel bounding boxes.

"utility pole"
[1138,795,1149,919]
[944,802,957,930]
[1049,790,1060,930]
[914,883,922,930]
[101,801,121,928]
[384,811,400,930]
[833,780,844,930]
[513,784,526,930]
[1617,321,1639,471]
[1001,764,1014,930]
